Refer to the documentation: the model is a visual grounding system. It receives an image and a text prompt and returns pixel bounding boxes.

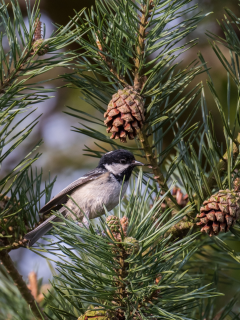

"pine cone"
[104,86,145,143]
[32,18,49,55]
[106,215,129,241]
[196,189,240,236]
[123,237,140,254]
[78,306,110,320]
[106,215,120,232]
[34,18,42,41]
[33,39,49,56]
[106,215,121,241]
[120,216,128,237]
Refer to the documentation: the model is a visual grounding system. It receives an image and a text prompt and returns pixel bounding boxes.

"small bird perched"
[25,149,144,246]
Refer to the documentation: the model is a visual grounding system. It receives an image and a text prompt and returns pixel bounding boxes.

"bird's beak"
[132,160,145,166]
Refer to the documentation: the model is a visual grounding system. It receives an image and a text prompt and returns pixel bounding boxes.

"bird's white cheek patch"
[105,163,130,175]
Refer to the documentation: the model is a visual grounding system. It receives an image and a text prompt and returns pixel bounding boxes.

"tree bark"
[0,249,47,320]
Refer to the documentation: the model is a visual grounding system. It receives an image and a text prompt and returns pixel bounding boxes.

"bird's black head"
[98,149,144,182]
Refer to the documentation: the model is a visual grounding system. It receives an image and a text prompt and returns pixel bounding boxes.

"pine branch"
[43,184,221,319]
[0,0,85,113]
[0,50,31,93]
[138,127,181,213]
[133,1,153,90]
[165,220,197,241]
[115,243,129,318]
[0,2,83,313]
[133,1,180,212]
[95,35,128,87]
[0,249,47,320]
[79,0,183,210]
[62,1,205,205]
[202,134,240,200]
[166,133,240,241]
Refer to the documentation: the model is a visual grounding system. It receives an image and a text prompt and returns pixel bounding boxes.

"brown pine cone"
[196,189,240,236]
[104,86,144,143]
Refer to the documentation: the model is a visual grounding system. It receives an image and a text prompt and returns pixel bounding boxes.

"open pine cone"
[197,189,240,236]
[104,86,145,143]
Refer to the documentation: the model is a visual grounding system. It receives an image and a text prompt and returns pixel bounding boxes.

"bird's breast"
[67,172,128,220]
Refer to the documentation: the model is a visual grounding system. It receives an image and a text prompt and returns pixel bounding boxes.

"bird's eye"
[120,159,127,164]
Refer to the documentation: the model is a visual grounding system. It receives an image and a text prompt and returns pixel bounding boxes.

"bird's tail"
[24,210,65,247]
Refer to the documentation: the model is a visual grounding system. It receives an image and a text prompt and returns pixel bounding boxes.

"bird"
[24,149,144,246]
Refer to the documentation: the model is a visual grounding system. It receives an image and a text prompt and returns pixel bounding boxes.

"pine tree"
[0,0,85,318]
[1,0,240,319]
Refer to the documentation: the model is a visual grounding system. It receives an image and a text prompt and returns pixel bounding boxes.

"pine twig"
[118,246,128,300]
[133,1,181,213]
[138,127,181,213]
[95,34,128,87]
[0,16,46,94]
[133,1,151,90]
[165,133,240,240]
[202,133,240,199]
[165,220,197,241]
[0,51,31,93]
[93,1,181,212]
[0,249,47,320]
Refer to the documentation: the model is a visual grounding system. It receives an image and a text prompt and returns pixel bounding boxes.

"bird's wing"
[39,168,106,214]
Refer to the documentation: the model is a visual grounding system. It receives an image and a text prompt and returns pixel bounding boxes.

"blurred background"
[3,0,240,309]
